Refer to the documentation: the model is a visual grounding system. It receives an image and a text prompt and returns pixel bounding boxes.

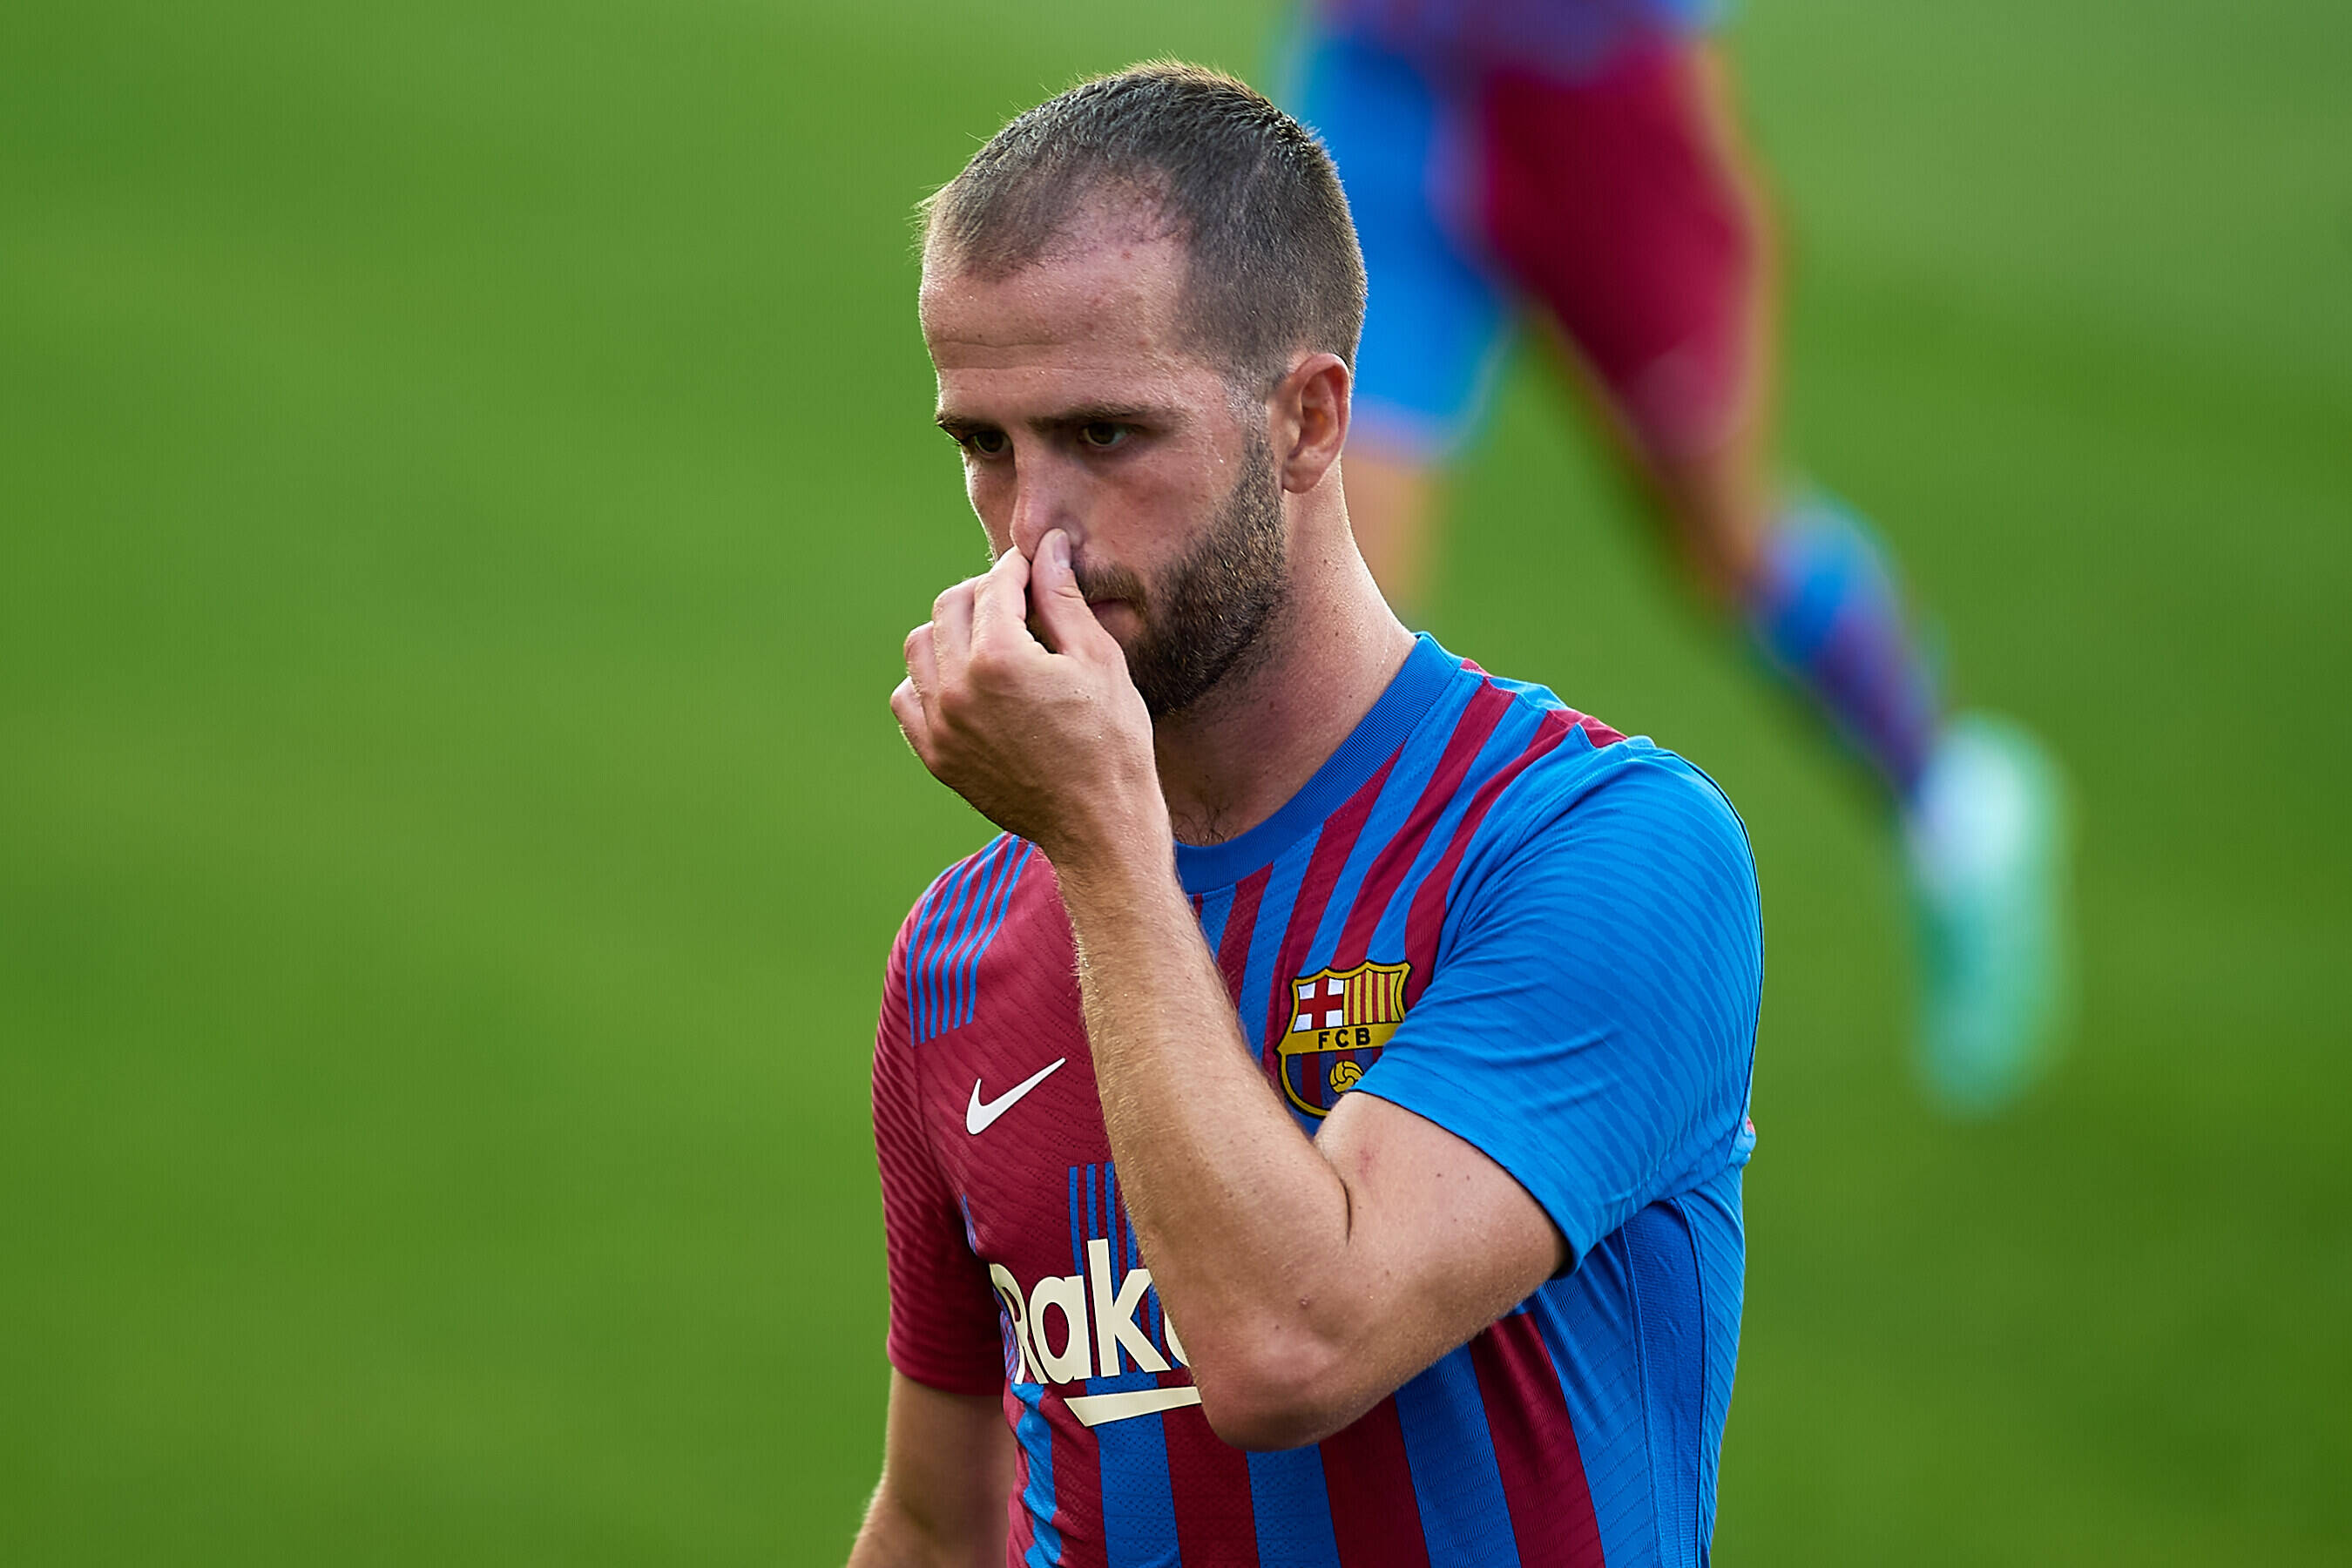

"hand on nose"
[892,529,1160,861]
[1024,531,1117,659]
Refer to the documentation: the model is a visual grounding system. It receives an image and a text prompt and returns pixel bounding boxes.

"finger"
[929,578,978,683]
[1026,530,1113,658]
[969,544,1035,653]
[902,620,942,717]
[889,676,934,762]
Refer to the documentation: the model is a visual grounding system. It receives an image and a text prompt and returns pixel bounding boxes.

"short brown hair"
[923,62,1367,389]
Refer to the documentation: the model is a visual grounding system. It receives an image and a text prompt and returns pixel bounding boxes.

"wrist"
[1047,792,1175,908]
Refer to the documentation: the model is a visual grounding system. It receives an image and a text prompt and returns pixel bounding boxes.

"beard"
[1071,431,1288,720]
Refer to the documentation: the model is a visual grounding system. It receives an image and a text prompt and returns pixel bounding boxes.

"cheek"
[964,470,1021,558]
[962,460,1004,521]
[1111,449,1224,535]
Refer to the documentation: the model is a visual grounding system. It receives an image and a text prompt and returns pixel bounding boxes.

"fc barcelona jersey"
[871,633,1762,1567]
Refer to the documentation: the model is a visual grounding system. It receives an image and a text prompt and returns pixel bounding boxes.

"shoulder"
[1423,681,1763,1041]
[1447,672,1756,918]
[1460,666,1734,809]
[876,835,1035,1076]
[897,834,1038,938]
[886,834,1068,1044]
[890,832,1040,978]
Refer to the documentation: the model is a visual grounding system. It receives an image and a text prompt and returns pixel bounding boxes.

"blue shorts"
[1289,6,1754,463]
[1291,33,1511,460]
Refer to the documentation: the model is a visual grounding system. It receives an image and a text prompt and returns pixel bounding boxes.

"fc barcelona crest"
[1278,959,1411,1118]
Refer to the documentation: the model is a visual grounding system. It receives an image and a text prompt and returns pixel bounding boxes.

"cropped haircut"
[923,62,1368,391]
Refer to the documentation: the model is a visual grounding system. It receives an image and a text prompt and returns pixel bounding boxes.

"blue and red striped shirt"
[872,634,1761,1566]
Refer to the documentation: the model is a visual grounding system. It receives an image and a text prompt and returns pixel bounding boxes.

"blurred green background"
[3,0,2346,1561]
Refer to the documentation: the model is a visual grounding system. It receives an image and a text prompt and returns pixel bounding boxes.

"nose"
[1005,456,1084,564]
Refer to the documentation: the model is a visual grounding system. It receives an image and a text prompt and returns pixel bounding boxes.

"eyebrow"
[935,402,1185,436]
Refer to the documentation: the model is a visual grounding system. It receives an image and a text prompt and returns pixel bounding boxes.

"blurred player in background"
[1284,0,2068,1110]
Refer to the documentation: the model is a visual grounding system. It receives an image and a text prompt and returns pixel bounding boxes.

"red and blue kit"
[872,635,1761,1567]
[1288,0,1754,465]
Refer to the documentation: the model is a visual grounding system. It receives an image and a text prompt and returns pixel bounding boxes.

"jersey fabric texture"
[871,634,1762,1567]
[1286,8,1755,462]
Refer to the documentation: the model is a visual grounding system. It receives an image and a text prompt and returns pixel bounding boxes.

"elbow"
[1188,1336,1366,1451]
[1200,1395,1341,1454]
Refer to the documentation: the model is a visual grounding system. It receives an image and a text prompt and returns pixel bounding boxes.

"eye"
[959,428,1010,458]
[1077,422,1129,450]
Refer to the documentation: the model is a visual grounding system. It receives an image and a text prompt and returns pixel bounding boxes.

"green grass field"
[3,2,2346,1561]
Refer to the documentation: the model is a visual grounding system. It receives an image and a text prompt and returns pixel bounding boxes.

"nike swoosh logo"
[966,1058,1068,1136]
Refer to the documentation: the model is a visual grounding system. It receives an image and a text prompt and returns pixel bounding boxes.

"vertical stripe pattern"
[908,835,1037,1042]
[1317,1396,1431,1566]
[1471,1312,1606,1566]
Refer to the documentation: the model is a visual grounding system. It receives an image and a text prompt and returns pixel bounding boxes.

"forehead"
[920,227,1224,412]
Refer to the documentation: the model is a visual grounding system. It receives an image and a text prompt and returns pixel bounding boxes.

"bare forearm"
[848,1491,1000,1568]
[847,1375,1011,1568]
[1057,841,1365,1433]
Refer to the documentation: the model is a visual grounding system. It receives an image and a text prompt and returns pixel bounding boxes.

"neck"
[1152,498,1414,847]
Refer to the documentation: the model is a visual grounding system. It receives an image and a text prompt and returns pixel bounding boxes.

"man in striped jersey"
[854,63,1760,1568]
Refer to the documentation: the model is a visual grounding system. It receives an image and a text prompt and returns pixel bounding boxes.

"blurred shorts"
[1289,10,1760,463]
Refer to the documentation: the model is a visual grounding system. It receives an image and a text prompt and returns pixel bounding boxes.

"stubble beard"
[1075,430,1289,721]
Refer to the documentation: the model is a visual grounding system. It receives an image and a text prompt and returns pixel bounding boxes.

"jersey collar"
[1172,632,1463,894]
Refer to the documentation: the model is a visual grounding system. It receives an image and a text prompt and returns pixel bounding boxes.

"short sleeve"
[1354,749,1762,1267]
[872,918,1008,1396]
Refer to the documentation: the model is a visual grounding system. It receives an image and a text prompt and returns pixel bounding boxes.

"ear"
[1269,351,1352,496]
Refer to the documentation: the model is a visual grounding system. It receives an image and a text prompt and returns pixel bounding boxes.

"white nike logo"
[966,1058,1067,1136]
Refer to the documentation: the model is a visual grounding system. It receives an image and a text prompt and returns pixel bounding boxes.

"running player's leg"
[1286,27,1511,618]
[1478,37,1942,798]
[1478,37,2065,1107]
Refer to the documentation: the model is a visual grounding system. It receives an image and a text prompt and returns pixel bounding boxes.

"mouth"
[1085,597,1141,632]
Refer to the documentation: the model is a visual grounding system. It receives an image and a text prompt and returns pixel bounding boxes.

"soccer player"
[1284,1,2067,1108]
[855,64,1760,1567]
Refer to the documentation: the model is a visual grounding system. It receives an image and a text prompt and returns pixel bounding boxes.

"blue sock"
[1746,495,1942,802]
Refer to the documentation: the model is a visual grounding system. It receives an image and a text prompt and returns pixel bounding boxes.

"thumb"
[1027,531,1109,656]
